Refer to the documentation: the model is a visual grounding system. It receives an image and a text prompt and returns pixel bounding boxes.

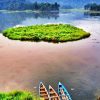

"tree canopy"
[0,1,60,11]
[84,3,100,11]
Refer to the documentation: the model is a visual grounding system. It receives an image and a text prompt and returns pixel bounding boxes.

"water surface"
[0,10,100,100]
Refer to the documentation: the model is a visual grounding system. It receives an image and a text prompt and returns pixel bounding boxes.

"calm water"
[0,10,100,100]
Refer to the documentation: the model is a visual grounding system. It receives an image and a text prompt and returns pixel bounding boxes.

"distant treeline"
[61,5,73,9]
[0,1,60,11]
[84,3,100,11]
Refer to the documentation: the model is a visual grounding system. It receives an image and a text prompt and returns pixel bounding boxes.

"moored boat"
[49,85,60,100]
[39,82,50,100]
[58,82,72,100]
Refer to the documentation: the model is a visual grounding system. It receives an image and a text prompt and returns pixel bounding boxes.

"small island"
[3,24,90,43]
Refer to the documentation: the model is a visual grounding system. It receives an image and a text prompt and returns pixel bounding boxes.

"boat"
[58,82,72,100]
[39,82,50,100]
[49,85,60,100]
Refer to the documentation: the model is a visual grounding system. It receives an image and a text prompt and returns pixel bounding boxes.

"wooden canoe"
[58,82,72,100]
[39,82,50,100]
[49,85,60,100]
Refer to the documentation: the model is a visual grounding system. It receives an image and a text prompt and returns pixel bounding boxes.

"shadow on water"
[0,11,59,31]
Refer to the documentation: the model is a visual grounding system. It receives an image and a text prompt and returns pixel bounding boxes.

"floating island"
[3,24,90,43]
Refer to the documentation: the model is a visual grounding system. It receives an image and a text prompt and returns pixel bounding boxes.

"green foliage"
[0,90,40,100]
[84,3,100,11]
[3,24,90,43]
[0,1,60,11]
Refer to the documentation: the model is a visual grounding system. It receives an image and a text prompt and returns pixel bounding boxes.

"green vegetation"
[0,90,40,100]
[0,1,60,11]
[84,3,100,11]
[3,24,90,43]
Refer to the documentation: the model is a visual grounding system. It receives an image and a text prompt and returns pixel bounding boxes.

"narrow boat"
[58,82,72,100]
[39,82,50,100]
[49,85,60,100]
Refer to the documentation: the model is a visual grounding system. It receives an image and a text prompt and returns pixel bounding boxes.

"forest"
[0,1,60,11]
[84,3,100,11]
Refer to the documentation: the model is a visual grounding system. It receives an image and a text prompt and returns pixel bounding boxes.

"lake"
[0,10,100,100]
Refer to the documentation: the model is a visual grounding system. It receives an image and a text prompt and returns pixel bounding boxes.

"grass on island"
[0,90,41,100]
[3,24,90,43]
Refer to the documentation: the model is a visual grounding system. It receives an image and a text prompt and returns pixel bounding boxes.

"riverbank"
[3,24,90,43]
[0,10,59,13]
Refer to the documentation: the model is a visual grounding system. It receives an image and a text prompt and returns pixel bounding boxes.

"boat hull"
[49,85,60,100]
[58,82,72,100]
[39,82,50,100]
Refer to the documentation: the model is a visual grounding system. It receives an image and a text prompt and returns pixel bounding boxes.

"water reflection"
[0,11,59,31]
[0,10,100,100]
[84,12,100,16]
[0,11,85,32]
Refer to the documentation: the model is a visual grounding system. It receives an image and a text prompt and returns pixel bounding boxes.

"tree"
[54,2,60,10]
[84,3,100,11]
[0,1,60,11]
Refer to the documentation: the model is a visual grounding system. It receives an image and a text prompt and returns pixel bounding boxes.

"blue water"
[0,10,99,31]
[0,10,100,100]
